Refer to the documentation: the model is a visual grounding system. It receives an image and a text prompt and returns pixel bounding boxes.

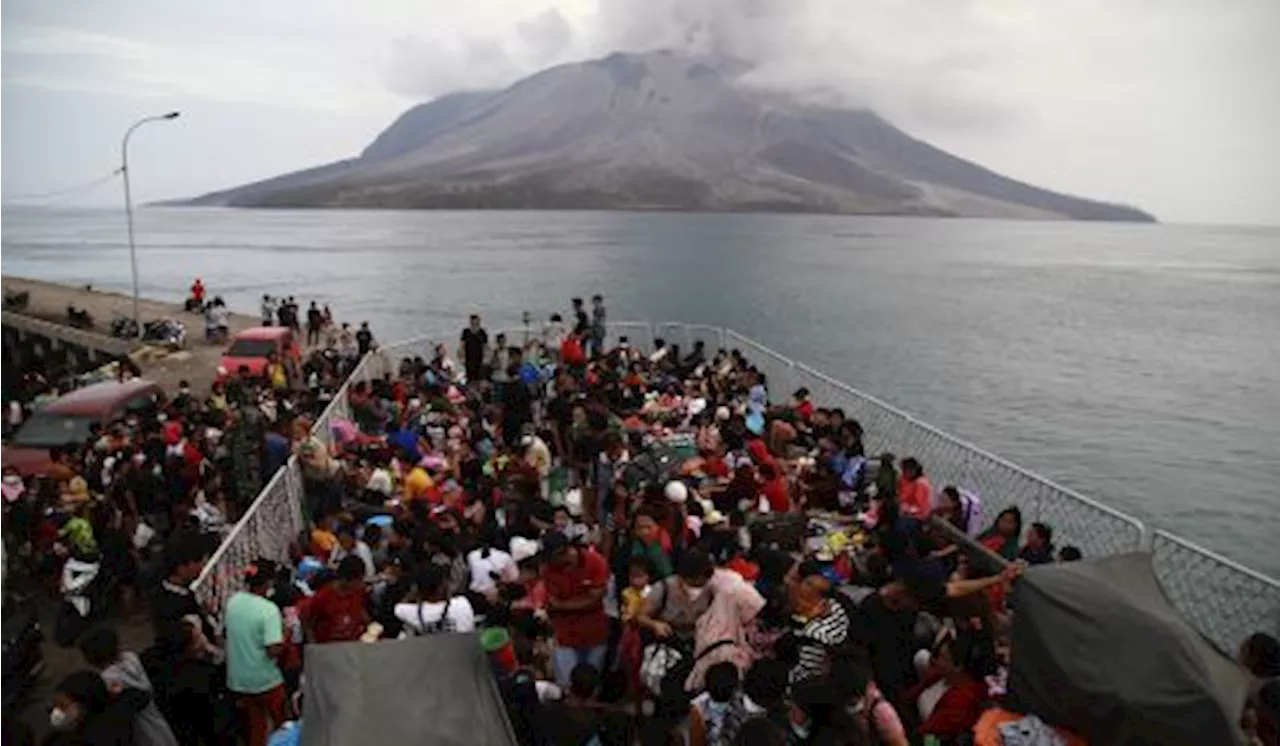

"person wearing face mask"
[45,670,152,746]
[637,549,716,644]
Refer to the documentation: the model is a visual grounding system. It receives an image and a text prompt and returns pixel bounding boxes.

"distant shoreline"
[151,200,1157,223]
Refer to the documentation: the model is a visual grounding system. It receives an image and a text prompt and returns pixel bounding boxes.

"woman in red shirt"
[302,556,369,643]
[897,457,934,519]
[758,462,792,513]
[906,631,989,741]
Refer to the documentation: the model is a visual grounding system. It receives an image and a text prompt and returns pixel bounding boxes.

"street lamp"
[121,111,180,335]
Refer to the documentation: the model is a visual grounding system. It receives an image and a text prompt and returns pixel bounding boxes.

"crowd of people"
[3,292,1276,746]
[0,299,377,745]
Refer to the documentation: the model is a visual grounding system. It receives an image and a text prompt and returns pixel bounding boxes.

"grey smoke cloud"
[2,0,1276,223]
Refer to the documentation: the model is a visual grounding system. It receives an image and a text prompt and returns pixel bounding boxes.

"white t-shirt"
[366,469,394,497]
[394,597,475,635]
[467,548,517,595]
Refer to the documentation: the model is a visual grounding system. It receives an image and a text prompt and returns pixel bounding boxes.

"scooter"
[143,318,187,348]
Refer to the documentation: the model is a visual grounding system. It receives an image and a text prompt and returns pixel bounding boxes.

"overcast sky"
[3,0,1277,224]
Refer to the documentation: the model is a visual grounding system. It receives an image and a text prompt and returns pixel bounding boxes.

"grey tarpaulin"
[300,634,518,746]
[1009,552,1250,746]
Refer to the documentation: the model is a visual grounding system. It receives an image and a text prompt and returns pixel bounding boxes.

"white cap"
[664,480,689,504]
[687,398,707,417]
[715,406,731,422]
[510,537,540,564]
[704,510,727,526]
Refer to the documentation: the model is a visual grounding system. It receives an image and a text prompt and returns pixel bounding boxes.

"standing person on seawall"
[589,294,607,359]
[305,302,323,347]
[571,298,590,339]
[460,314,489,384]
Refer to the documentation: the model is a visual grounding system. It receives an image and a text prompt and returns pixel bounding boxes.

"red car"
[2,379,161,477]
[218,326,300,384]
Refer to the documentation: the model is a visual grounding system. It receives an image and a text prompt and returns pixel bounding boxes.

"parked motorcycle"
[143,318,187,348]
[110,314,139,339]
[2,290,29,311]
[66,305,95,329]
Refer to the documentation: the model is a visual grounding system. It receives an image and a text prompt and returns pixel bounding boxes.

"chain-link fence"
[790,363,1145,560]
[193,321,1278,651]
[190,460,306,613]
[1151,530,1280,653]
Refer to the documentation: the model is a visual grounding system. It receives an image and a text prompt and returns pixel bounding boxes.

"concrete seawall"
[2,276,259,393]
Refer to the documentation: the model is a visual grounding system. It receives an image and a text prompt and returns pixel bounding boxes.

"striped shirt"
[791,600,851,684]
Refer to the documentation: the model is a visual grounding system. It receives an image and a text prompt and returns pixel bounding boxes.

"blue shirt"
[264,432,291,475]
[387,429,422,463]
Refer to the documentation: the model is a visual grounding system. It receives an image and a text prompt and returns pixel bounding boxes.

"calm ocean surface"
[3,207,1278,575]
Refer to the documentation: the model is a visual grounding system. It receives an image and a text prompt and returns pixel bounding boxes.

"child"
[617,557,652,697]
[79,627,179,746]
[620,557,652,625]
[690,661,749,746]
[552,505,590,544]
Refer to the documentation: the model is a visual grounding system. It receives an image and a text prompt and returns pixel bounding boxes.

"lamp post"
[121,111,180,335]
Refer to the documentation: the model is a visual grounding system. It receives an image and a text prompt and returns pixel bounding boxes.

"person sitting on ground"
[785,560,853,685]
[978,507,1023,562]
[897,457,933,519]
[79,628,179,746]
[1241,632,1280,680]
[1057,545,1083,562]
[1018,522,1055,565]
[905,628,989,742]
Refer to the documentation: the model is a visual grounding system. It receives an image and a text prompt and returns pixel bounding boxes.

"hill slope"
[187,51,1154,221]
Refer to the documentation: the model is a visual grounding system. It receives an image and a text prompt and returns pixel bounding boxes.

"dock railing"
[193,321,1279,654]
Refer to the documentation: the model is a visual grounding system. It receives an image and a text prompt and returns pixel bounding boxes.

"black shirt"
[356,328,374,355]
[151,580,213,655]
[850,591,919,704]
[461,328,488,369]
[573,309,590,336]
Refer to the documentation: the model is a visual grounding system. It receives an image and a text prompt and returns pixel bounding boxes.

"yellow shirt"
[403,467,435,502]
[269,362,288,389]
[621,586,647,623]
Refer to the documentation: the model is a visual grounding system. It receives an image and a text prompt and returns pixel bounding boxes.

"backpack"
[414,598,452,635]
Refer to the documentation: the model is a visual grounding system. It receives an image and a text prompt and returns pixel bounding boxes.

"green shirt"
[224,591,284,694]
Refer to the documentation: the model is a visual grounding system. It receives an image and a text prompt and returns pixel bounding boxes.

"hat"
[510,537,540,564]
[664,480,689,504]
[715,406,731,422]
[704,510,727,526]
